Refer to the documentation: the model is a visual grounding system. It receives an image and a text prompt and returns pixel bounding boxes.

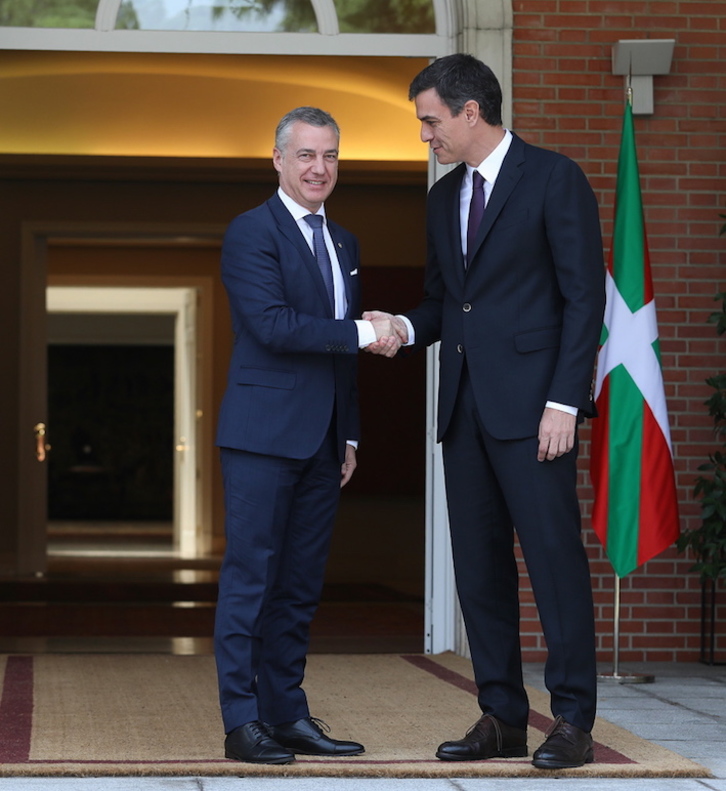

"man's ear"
[272,147,283,173]
[463,100,481,125]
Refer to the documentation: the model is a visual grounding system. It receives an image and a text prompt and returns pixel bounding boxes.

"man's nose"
[420,125,432,142]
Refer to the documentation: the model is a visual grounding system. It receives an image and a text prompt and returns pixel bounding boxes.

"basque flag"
[589,99,680,578]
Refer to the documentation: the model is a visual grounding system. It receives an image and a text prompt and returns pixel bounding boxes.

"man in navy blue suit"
[366,55,605,769]
[214,106,399,765]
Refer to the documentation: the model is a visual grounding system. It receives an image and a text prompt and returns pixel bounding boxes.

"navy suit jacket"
[405,133,606,442]
[216,192,361,463]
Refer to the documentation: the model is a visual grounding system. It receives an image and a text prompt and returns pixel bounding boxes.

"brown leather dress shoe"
[436,713,528,761]
[268,716,365,756]
[532,716,594,769]
[224,721,295,764]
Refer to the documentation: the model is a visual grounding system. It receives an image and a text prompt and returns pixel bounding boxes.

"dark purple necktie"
[304,213,335,312]
[466,170,485,267]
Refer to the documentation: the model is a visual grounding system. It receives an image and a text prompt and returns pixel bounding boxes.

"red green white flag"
[590,100,680,578]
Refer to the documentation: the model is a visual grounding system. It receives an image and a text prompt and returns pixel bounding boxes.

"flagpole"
[597,575,655,684]
[591,69,680,685]
[594,79,663,685]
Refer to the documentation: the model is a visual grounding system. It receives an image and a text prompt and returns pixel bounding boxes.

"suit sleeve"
[402,185,449,349]
[543,156,606,414]
[222,211,360,356]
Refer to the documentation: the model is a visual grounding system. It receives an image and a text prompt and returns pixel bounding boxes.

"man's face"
[414,87,473,165]
[273,121,339,212]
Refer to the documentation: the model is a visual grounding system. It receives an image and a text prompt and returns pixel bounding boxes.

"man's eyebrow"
[294,147,339,155]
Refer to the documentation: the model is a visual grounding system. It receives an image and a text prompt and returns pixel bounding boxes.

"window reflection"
[115,0,317,31]
[335,0,435,33]
[0,0,96,28]
[0,0,436,32]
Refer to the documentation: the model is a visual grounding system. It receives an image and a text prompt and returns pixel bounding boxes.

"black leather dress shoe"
[436,713,528,761]
[269,717,365,756]
[224,721,295,764]
[532,716,594,769]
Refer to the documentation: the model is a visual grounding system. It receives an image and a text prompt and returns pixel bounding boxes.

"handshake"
[363,311,409,358]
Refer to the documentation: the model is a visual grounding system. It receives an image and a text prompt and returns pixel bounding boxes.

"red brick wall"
[510,0,725,663]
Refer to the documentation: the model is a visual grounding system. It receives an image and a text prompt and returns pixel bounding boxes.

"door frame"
[47,285,200,557]
[20,222,221,568]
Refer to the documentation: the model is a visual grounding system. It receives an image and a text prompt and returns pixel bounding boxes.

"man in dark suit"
[215,106,398,765]
[365,55,605,769]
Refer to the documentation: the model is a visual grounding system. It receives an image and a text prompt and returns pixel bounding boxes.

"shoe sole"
[225,751,295,764]
[532,751,594,769]
[288,748,365,757]
[436,747,528,761]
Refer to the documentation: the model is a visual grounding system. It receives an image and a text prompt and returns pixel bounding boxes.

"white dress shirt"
[278,188,347,320]
[277,188,376,348]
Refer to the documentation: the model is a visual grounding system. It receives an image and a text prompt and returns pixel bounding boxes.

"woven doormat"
[0,652,710,778]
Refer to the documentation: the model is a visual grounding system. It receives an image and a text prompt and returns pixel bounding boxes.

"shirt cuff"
[355,320,377,348]
[545,401,578,416]
[397,314,415,346]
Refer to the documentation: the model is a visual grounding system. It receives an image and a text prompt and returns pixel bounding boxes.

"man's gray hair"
[275,106,340,152]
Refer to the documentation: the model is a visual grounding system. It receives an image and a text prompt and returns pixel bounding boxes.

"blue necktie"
[304,213,335,313]
[466,170,485,267]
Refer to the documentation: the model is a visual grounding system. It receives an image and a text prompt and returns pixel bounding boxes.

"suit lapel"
[467,135,525,269]
[328,224,355,318]
[439,164,467,288]
[267,194,334,317]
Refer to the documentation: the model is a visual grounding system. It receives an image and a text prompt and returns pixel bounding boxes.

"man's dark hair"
[408,54,503,126]
[275,106,340,151]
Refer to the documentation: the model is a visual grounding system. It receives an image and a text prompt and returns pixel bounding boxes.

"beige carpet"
[0,652,710,778]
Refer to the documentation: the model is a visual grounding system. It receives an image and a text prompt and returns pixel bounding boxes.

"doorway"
[6,177,429,653]
[47,286,200,558]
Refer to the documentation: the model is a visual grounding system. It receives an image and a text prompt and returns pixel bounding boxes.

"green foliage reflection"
[337,0,435,33]
[0,0,97,27]
[1,0,435,32]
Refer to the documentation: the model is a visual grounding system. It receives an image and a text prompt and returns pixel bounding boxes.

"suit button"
[457,344,463,354]
[463,303,472,312]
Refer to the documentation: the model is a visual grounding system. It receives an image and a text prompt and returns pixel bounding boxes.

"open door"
[174,287,199,558]
[47,286,200,557]
[13,225,50,576]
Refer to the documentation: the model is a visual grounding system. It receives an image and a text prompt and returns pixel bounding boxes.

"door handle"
[34,422,51,462]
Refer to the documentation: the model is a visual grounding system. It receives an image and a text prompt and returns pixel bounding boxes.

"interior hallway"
[0,496,425,656]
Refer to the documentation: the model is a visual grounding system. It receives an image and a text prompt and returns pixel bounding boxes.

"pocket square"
[350,269,358,276]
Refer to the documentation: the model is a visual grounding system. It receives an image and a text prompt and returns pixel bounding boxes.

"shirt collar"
[277,187,327,223]
[468,128,513,185]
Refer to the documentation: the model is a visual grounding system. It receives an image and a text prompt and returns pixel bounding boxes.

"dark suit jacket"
[216,192,361,463]
[405,133,606,442]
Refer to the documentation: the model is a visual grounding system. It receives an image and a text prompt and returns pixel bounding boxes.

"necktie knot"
[304,213,324,230]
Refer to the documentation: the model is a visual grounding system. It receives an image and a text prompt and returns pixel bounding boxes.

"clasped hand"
[362,311,408,358]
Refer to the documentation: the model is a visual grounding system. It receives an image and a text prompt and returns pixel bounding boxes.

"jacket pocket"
[236,367,296,389]
[514,326,561,353]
